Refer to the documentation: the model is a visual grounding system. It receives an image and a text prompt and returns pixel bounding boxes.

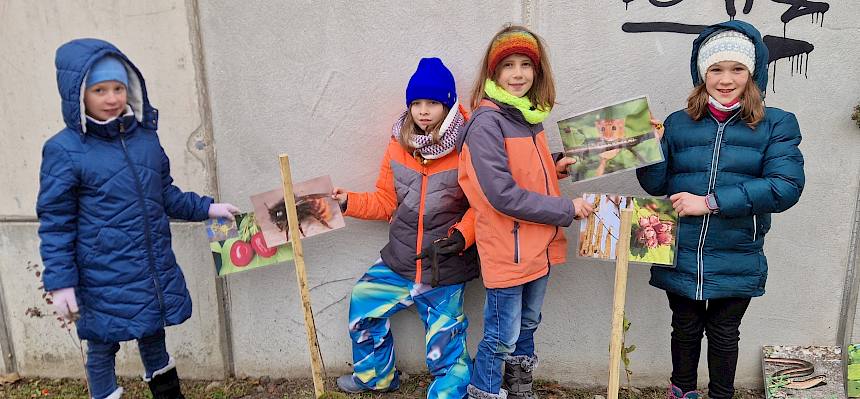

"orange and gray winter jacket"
[345,106,478,286]
[457,98,575,289]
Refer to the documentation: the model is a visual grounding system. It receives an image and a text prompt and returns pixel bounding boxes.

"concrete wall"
[1,0,859,389]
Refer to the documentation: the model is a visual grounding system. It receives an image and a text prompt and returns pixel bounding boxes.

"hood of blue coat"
[689,20,769,95]
[55,38,158,134]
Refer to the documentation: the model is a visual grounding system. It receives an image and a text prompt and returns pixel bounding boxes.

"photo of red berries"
[205,212,294,276]
[578,193,677,266]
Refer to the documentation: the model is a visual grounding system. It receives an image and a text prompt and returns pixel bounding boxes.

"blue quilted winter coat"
[36,39,213,342]
[636,21,805,300]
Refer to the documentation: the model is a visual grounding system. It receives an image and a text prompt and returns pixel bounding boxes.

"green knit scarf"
[483,79,551,124]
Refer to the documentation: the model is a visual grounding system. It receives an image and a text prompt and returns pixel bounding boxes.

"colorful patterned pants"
[348,262,472,399]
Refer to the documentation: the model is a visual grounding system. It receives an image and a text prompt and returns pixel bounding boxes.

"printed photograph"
[206,212,294,276]
[578,193,677,266]
[250,175,345,247]
[558,96,664,183]
[629,196,677,266]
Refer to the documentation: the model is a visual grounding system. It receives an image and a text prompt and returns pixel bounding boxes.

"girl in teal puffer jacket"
[637,20,804,399]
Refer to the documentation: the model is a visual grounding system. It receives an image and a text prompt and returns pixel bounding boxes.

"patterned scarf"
[483,79,551,124]
[392,101,464,160]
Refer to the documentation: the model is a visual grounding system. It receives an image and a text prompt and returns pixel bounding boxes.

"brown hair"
[469,25,556,111]
[397,105,450,152]
[686,75,765,129]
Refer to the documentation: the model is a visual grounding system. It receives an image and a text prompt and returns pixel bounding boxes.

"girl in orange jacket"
[331,57,478,399]
[457,26,593,399]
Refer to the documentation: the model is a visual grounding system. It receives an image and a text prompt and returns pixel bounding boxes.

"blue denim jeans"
[470,273,549,395]
[86,329,171,399]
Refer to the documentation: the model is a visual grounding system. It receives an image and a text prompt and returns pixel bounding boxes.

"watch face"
[706,195,717,210]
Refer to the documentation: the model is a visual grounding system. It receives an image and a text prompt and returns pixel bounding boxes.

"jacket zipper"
[532,134,554,267]
[752,215,757,242]
[415,166,429,284]
[546,227,559,267]
[532,135,552,195]
[512,221,520,264]
[695,112,739,300]
[119,125,167,326]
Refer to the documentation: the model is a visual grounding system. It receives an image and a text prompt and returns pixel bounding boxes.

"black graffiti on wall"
[725,0,755,17]
[774,0,829,24]
[621,0,831,91]
[624,0,754,15]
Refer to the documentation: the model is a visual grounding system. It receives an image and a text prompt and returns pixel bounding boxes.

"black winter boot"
[503,355,538,399]
[147,367,185,399]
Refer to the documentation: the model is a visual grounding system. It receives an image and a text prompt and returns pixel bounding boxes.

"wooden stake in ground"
[607,209,634,399]
[279,155,326,398]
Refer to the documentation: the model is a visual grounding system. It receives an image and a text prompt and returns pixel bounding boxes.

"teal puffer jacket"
[637,20,805,300]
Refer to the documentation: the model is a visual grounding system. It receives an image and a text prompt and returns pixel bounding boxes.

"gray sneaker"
[336,373,401,394]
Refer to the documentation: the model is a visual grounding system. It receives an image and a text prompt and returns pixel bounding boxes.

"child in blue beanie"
[37,38,238,399]
[331,57,479,398]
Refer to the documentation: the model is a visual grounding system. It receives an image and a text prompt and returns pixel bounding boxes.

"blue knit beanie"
[86,55,128,88]
[405,57,457,109]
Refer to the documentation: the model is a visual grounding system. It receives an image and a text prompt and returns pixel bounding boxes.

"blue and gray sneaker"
[336,372,401,394]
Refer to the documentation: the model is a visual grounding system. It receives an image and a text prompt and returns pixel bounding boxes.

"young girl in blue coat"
[37,38,237,399]
[637,21,804,399]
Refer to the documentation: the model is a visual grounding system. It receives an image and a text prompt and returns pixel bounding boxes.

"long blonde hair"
[397,105,450,152]
[469,25,556,111]
[686,76,764,129]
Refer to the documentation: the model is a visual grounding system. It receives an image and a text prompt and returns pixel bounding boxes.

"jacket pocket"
[512,221,520,264]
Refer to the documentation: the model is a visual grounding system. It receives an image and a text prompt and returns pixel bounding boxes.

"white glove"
[208,203,239,220]
[51,287,79,321]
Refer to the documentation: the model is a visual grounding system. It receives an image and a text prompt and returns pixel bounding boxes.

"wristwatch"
[705,193,720,214]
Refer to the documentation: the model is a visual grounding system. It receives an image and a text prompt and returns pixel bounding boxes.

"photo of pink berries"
[577,193,677,266]
[628,196,677,266]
